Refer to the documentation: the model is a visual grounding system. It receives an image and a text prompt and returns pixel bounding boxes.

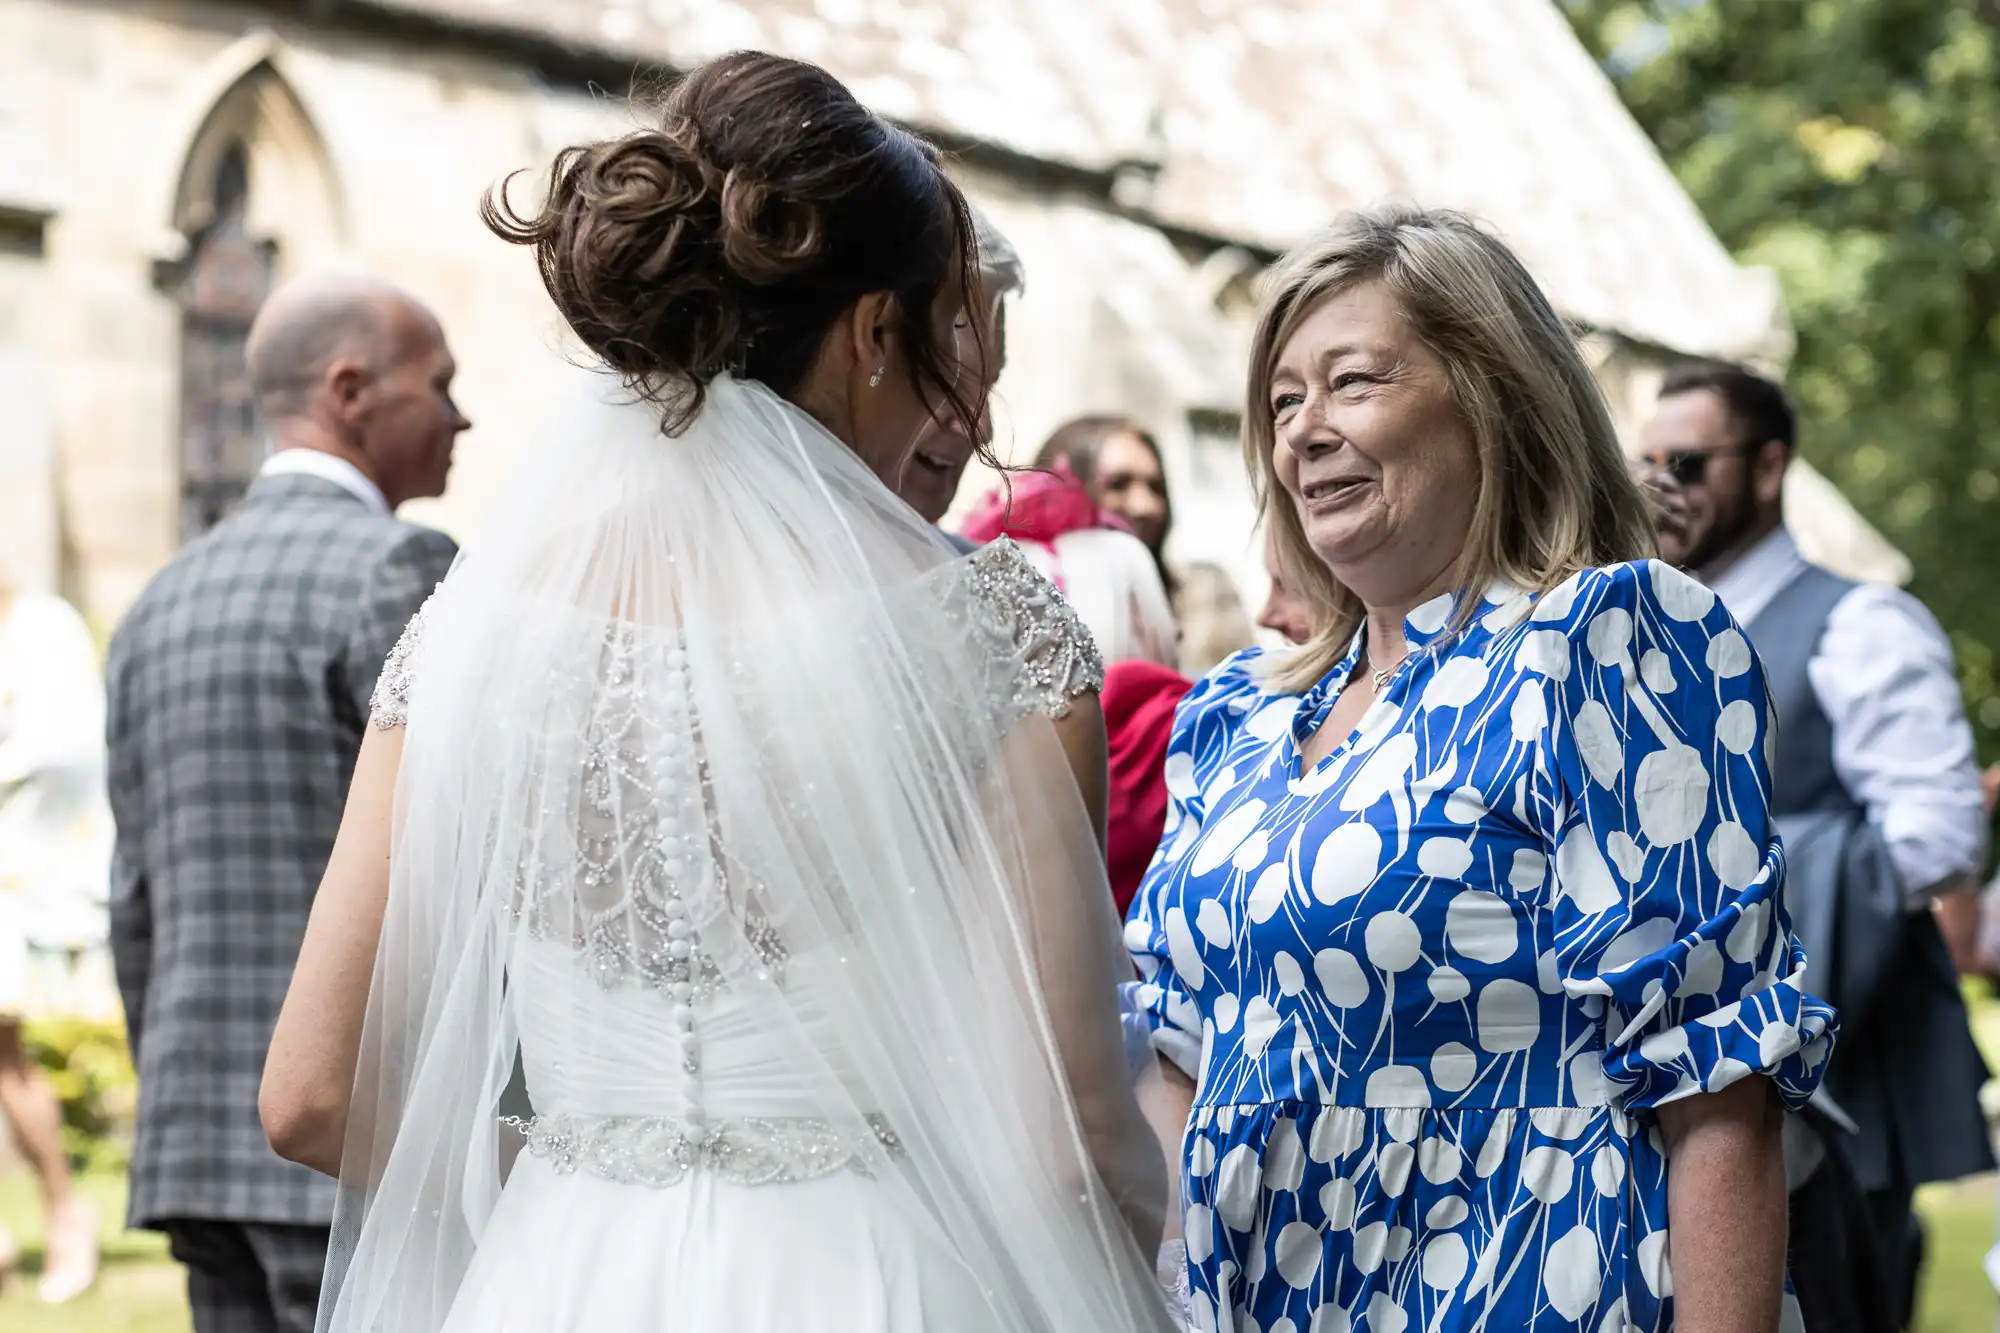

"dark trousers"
[1860,1185,1923,1331]
[166,1219,330,1333]
[1786,1151,1899,1333]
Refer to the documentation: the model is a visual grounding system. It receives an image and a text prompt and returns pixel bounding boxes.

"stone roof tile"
[393,0,1784,360]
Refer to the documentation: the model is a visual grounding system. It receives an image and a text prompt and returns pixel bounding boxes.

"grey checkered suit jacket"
[105,472,457,1229]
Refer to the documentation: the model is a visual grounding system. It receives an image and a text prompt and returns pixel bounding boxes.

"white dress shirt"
[1706,528,1986,901]
[258,448,391,516]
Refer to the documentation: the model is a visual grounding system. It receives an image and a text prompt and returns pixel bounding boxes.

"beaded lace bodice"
[367,538,1102,1188]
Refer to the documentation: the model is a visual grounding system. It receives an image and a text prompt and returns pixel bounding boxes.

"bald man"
[105,274,466,1333]
[245,273,468,510]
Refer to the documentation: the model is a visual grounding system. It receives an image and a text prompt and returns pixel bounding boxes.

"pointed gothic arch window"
[159,48,342,544]
[170,139,275,541]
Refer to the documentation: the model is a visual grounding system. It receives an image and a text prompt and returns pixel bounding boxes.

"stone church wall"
[0,0,1274,633]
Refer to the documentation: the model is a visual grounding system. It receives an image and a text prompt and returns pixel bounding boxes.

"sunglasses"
[1648,441,1766,487]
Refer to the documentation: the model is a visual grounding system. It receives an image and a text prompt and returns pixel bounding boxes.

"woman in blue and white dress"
[1127,206,1837,1333]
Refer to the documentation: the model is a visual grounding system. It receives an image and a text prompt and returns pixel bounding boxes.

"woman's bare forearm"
[260,727,401,1176]
[1657,1075,1788,1333]
[1137,1056,1196,1231]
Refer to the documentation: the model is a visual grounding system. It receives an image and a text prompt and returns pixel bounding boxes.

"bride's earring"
[867,366,885,389]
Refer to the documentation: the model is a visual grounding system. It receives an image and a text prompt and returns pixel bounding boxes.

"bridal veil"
[315,371,1175,1332]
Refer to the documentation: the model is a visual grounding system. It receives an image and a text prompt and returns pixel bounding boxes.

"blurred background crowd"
[2,0,1999,1329]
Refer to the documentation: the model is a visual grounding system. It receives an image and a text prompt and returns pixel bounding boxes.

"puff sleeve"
[1525,561,1838,1112]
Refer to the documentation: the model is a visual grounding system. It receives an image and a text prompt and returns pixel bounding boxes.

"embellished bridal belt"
[502,1111,906,1188]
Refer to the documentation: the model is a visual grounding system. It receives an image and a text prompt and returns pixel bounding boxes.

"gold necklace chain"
[1366,649,1410,692]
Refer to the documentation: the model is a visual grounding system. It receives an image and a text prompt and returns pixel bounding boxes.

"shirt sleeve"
[1812,584,1987,900]
[1120,650,1265,1082]
[1531,561,1839,1113]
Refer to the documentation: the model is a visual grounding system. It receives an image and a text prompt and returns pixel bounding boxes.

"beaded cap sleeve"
[959,538,1104,725]
[369,594,438,729]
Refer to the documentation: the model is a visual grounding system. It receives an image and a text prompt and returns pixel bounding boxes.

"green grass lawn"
[0,1171,187,1332]
[1915,1176,1996,1333]
[1918,984,2000,1333]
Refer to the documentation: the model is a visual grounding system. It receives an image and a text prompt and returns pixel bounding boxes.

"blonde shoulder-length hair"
[1247,204,1656,694]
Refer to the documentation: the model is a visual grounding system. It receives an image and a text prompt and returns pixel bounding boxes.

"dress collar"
[1345,580,1534,663]
[1287,580,1531,756]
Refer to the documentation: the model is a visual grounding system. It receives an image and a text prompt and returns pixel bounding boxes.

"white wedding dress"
[315,374,1176,1333]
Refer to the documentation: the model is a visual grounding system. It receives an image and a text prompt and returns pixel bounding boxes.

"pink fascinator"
[956,460,1133,549]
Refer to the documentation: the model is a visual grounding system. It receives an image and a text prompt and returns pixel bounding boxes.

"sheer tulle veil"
[316,370,1175,1331]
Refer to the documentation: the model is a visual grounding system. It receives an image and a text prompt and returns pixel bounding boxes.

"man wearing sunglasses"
[1642,361,1989,1333]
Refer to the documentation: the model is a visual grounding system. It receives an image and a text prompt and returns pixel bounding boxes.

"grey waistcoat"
[1751,566,1857,820]
[1744,563,1992,1193]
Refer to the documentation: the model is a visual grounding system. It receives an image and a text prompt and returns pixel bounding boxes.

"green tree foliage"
[1564,0,2000,756]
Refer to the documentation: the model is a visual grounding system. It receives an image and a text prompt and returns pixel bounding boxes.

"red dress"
[1099,659,1192,918]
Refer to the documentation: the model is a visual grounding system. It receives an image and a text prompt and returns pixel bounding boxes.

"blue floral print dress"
[1125,560,1836,1333]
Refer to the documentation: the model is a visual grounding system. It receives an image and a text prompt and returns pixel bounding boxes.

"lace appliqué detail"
[369,595,438,729]
[501,631,788,1028]
[503,1111,903,1188]
[963,538,1104,724]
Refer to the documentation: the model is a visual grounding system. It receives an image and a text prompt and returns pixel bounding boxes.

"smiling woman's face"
[1268,280,1479,608]
[1090,430,1170,555]
[897,284,1005,524]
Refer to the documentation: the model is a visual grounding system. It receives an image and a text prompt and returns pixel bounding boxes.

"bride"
[259,50,1177,1333]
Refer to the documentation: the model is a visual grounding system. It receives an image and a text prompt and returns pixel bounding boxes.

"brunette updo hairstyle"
[483,51,983,438]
